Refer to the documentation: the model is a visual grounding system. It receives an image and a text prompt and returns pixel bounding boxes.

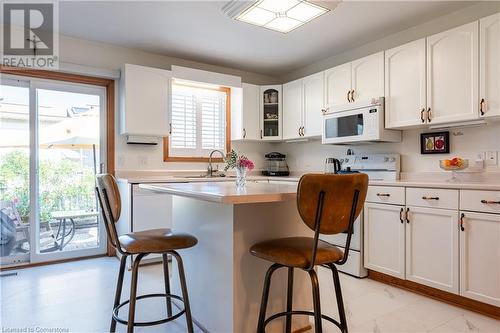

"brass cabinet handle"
[481,199,500,204]
[399,208,404,224]
[480,98,486,116]
[405,208,410,223]
[427,107,432,123]
[376,193,390,197]
[422,196,439,200]
[460,213,465,231]
[351,89,355,102]
[420,108,426,123]
[260,129,263,139]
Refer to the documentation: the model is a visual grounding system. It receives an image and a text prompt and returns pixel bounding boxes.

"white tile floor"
[0,257,498,333]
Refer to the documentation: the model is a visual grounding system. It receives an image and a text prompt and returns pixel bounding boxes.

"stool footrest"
[113,293,185,327]
[263,310,343,332]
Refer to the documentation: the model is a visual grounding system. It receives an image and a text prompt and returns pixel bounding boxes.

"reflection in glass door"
[0,79,31,266]
[33,82,107,262]
[0,76,107,266]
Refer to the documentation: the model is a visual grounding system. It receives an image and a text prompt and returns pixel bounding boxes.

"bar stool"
[95,174,197,333]
[250,173,368,333]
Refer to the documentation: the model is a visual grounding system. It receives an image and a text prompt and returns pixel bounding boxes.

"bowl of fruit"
[440,157,468,171]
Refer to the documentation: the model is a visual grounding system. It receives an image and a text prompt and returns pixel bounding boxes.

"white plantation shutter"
[169,84,227,157]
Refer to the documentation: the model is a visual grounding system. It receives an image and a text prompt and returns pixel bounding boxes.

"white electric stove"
[320,153,400,277]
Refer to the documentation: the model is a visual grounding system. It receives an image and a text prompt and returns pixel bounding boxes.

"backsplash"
[277,122,500,173]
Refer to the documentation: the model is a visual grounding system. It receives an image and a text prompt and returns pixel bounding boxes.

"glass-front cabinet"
[260,85,282,140]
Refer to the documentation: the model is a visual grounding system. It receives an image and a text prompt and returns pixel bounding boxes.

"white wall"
[55,34,279,172]
[277,122,500,173]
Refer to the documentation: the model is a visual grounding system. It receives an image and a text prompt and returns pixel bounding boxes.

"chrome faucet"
[207,150,226,177]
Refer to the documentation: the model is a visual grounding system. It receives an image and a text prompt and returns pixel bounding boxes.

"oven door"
[322,108,367,144]
[319,214,362,251]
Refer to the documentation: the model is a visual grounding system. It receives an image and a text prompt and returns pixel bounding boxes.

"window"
[164,82,231,162]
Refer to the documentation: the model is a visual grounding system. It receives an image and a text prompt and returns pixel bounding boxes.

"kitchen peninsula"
[140,181,313,333]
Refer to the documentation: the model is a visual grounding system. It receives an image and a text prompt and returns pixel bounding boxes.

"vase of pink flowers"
[224,150,255,188]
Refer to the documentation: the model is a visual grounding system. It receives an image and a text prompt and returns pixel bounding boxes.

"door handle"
[420,108,426,123]
[427,108,432,123]
[460,213,465,231]
[480,98,485,116]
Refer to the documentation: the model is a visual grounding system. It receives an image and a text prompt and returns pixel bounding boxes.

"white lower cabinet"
[459,211,500,306]
[364,203,405,278]
[405,206,459,293]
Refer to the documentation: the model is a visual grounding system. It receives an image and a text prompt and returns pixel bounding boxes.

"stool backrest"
[297,173,368,235]
[95,173,121,250]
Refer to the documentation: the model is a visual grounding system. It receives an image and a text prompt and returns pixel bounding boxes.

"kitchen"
[1,1,499,333]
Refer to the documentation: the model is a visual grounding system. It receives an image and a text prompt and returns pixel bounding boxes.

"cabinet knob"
[480,98,486,116]
[481,199,500,204]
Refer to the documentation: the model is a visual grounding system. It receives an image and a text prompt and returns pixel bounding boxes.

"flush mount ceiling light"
[230,0,330,33]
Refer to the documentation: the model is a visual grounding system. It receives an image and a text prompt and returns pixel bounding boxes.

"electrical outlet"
[484,151,498,166]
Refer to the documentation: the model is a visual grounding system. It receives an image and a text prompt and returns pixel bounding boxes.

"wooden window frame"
[163,84,231,163]
[0,65,116,256]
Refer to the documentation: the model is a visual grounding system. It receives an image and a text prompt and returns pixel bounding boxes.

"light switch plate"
[484,151,498,166]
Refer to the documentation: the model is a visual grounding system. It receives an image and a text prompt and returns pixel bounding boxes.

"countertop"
[139,181,298,204]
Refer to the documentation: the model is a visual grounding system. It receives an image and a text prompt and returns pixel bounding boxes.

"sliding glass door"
[0,75,107,266]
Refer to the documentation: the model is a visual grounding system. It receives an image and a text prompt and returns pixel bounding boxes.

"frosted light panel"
[235,0,330,33]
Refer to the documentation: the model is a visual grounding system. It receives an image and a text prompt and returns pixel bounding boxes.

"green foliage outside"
[0,150,96,224]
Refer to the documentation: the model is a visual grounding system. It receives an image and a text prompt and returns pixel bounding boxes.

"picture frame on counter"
[421,131,450,154]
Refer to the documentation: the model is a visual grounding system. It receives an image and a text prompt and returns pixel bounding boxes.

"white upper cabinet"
[302,72,324,138]
[324,62,352,111]
[120,64,172,136]
[283,79,303,140]
[385,39,427,129]
[459,211,500,307]
[283,72,324,140]
[260,85,282,140]
[480,13,500,119]
[351,52,384,103]
[232,83,260,141]
[426,21,479,124]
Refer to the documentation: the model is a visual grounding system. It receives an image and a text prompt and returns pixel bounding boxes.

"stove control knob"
[384,157,389,162]
[389,157,396,162]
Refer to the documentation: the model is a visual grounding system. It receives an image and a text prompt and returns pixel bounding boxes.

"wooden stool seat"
[250,237,343,269]
[119,229,197,254]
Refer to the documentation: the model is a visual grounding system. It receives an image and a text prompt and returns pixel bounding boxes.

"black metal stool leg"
[329,264,348,333]
[171,251,194,333]
[285,267,294,333]
[127,253,145,333]
[110,254,127,333]
[257,263,281,333]
[162,253,173,317]
[308,269,323,333]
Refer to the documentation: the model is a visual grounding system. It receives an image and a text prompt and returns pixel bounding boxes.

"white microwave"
[322,99,401,144]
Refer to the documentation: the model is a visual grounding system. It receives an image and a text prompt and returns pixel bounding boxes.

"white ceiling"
[59,1,477,76]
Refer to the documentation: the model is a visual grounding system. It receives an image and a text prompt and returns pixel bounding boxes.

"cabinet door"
[480,13,500,118]
[121,64,172,136]
[364,203,406,279]
[242,83,260,140]
[283,79,303,140]
[302,72,324,138]
[460,211,500,306]
[351,52,384,103]
[426,22,479,124]
[405,206,459,293]
[260,85,282,140]
[385,39,427,128]
[324,63,352,111]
